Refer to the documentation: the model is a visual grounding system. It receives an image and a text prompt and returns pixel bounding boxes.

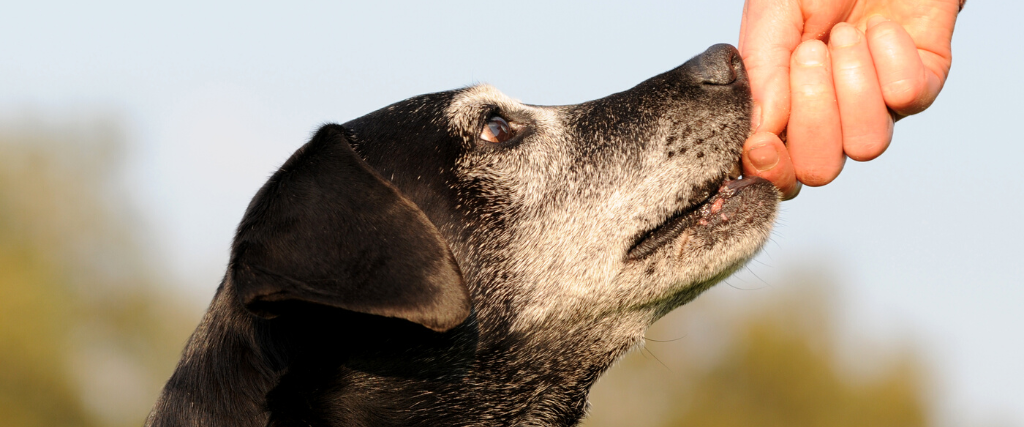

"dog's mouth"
[626,162,762,261]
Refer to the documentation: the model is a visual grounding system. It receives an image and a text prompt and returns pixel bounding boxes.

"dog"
[146,43,779,427]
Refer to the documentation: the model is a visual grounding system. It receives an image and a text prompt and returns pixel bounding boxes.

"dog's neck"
[149,285,644,427]
[265,310,644,426]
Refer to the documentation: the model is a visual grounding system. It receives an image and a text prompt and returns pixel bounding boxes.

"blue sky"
[3,1,1021,425]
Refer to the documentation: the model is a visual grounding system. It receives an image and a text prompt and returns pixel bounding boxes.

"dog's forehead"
[444,84,563,137]
[444,85,521,130]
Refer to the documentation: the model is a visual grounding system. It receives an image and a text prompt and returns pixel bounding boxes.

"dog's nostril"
[696,44,742,85]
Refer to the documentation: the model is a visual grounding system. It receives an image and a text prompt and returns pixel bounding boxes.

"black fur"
[232,124,469,332]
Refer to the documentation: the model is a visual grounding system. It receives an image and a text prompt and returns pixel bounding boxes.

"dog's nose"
[694,44,743,85]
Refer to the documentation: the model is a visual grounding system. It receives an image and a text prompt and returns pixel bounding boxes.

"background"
[1,1,1020,426]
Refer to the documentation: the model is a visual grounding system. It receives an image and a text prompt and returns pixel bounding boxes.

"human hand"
[738,0,962,199]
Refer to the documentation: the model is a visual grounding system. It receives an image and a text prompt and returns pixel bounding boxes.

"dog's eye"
[480,116,513,143]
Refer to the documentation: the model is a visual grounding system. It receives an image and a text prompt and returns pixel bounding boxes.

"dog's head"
[228,44,778,338]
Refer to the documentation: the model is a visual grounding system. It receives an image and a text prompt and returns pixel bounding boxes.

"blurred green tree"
[0,119,197,427]
[585,274,930,427]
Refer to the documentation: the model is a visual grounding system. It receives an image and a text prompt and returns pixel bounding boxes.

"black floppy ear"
[229,124,470,332]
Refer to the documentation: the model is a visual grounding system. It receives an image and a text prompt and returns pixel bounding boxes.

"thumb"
[739,0,804,134]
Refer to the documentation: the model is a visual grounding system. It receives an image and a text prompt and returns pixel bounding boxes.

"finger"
[829,23,893,161]
[738,0,803,134]
[865,16,937,116]
[787,40,845,187]
[742,131,800,200]
[857,1,958,117]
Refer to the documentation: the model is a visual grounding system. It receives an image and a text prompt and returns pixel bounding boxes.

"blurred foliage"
[585,274,932,427]
[0,119,198,427]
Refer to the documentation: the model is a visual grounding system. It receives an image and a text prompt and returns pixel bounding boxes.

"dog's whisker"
[643,334,688,343]
[640,346,673,372]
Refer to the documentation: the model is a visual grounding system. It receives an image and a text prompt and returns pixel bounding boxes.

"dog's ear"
[229,124,470,332]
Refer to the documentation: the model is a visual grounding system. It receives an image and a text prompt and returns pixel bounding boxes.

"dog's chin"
[626,175,778,268]
[617,175,776,318]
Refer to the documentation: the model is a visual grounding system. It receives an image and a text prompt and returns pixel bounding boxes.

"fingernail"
[830,24,860,48]
[794,41,826,67]
[748,143,779,171]
[751,102,762,131]
[867,15,888,29]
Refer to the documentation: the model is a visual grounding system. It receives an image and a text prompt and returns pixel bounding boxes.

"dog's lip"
[625,175,761,261]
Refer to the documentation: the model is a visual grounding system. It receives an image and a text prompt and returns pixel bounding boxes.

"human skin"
[738,0,963,199]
